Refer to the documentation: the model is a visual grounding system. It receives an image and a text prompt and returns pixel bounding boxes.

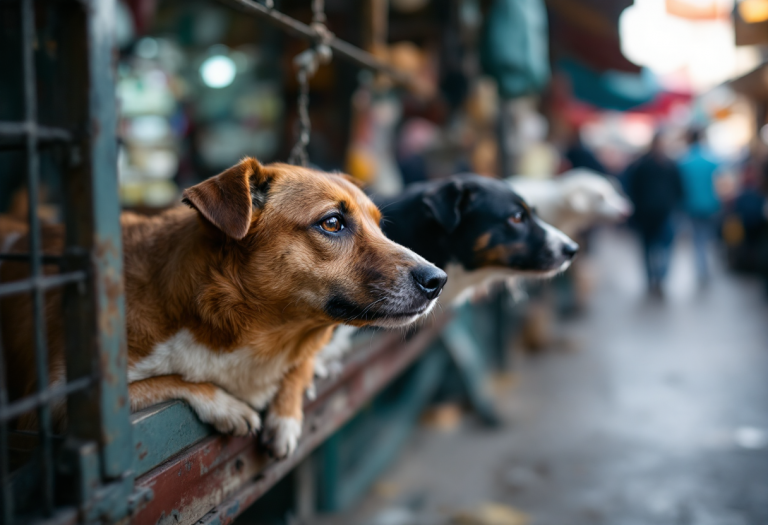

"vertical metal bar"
[0,319,13,525]
[86,0,133,479]
[21,0,55,515]
[58,0,102,448]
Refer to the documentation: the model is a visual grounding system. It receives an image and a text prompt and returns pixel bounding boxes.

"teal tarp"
[480,0,550,99]
[558,59,659,111]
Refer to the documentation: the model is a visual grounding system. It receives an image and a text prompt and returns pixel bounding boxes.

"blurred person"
[396,118,439,185]
[565,129,607,175]
[624,133,684,297]
[677,128,721,286]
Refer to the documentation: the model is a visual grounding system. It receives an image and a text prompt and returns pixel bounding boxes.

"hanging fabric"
[479,0,550,99]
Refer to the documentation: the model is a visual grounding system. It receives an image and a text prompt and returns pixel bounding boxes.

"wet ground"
[311,228,768,525]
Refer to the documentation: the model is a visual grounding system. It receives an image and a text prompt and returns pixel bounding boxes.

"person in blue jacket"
[677,129,721,285]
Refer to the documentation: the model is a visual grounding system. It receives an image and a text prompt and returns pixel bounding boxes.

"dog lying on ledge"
[0,158,446,458]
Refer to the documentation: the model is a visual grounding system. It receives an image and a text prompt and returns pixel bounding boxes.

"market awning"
[547,0,640,73]
[558,58,658,111]
[729,62,768,100]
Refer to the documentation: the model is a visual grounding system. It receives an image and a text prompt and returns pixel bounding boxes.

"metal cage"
[0,0,134,523]
[0,1,504,524]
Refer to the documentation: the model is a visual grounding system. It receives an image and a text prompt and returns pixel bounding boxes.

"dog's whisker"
[342,296,387,323]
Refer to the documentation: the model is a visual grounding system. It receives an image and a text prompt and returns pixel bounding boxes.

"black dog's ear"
[182,157,271,240]
[422,180,473,233]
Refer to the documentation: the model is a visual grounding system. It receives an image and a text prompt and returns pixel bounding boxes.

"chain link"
[288,66,311,167]
[312,0,326,24]
[288,0,333,167]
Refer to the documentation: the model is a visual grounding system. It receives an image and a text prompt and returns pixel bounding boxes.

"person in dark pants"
[624,133,684,297]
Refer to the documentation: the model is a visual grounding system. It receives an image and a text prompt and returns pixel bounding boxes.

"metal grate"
[0,0,134,523]
[0,1,85,520]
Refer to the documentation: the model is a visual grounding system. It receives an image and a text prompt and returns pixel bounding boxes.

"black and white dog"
[313,174,578,379]
[379,173,579,304]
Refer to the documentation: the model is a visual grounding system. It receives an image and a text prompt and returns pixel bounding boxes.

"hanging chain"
[288,64,311,167]
[311,0,326,24]
[288,0,333,166]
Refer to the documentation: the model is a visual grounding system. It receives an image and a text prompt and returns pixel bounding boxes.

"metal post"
[21,0,55,515]
[85,0,133,481]
[0,319,12,525]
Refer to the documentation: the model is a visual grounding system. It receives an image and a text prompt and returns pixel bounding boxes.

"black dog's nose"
[411,265,448,300]
[562,242,579,259]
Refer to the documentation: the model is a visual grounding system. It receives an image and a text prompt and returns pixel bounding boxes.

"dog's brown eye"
[509,212,524,225]
[321,216,343,233]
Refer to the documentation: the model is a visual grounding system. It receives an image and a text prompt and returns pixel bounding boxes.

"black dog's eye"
[508,211,525,225]
[320,215,344,233]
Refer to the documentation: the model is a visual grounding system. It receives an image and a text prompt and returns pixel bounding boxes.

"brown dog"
[1,158,447,457]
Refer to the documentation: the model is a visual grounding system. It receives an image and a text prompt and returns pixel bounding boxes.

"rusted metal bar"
[83,0,133,481]
[0,122,73,142]
[0,271,88,298]
[216,0,413,86]
[131,315,452,525]
[0,253,68,265]
[0,376,94,424]
[20,0,56,515]
[0,312,12,525]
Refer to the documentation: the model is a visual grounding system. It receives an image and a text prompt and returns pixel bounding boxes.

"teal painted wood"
[132,401,212,477]
[316,346,447,511]
[441,311,501,426]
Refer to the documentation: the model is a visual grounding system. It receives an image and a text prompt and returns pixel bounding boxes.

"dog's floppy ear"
[340,173,366,189]
[422,179,473,233]
[182,157,270,240]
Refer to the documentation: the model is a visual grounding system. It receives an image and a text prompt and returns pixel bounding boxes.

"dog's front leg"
[129,375,261,436]
[261,357,314,458]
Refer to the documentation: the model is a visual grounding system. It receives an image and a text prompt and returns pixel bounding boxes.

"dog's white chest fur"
[128,329,287,409]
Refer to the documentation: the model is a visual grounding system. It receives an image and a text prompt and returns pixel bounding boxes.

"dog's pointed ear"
[182,158,270,240]
[422,179,473,233]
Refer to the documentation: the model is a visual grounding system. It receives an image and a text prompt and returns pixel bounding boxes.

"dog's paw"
[314,357,344,379]
[261,413,302,459]
[190,390,261,437]
[326,360,344,378]
[314,359,329,379]
[305,382,317,401]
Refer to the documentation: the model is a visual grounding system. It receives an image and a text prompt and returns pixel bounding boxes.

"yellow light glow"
[739,0,768,23]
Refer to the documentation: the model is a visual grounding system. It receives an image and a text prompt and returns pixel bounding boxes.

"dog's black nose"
[411,265,448,300]
[562,242,579,259]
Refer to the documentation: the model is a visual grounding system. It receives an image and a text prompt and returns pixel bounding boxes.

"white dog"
[507,168,632,237]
